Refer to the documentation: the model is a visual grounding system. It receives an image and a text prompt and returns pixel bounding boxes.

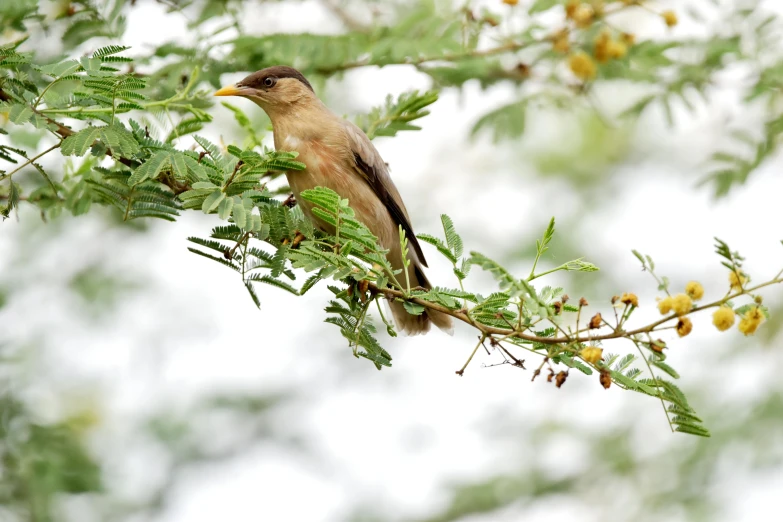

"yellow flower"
[676,317,693,337]
[502,0,519,5]
[565,0,580,19]
[729,271,747,291]
[712,306,735,332]
[621,32,636,46]
[581,346,603,364]
[593,30,611,63]
[569,51,597,80]
[552,29,570,53]
[620,292,638,307]
[573,5,595,28]
[738,306,765,336]
[685,281,704,301]
[671,293,693,316]
[662,10,678,27]
[606,40,628,60]
[657,296,673,315]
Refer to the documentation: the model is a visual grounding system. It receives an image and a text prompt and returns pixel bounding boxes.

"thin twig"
[0,144,60,182]
[456,335,486,376]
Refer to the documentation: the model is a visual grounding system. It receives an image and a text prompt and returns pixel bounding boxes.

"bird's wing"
[341,120,428,267]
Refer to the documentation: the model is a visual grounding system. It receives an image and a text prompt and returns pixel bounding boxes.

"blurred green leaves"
[0,395,101,520]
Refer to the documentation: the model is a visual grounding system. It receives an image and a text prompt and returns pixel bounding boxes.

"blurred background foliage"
[2,0,783,521]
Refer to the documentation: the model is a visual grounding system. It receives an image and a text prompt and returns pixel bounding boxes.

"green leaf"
[651,359,680,379]
[128,151,171,185]
[93,45,132,58]
[248,274,299,295]
[201,190,225,213]
[170,152,189,181]
[674,422,711,437]
[528,0,559,13]
[79,56,103,72]
[558,355,593,375]
[8,104,32,124]
[245,282,261,308]
[612,354,636,373]
[39,59,80,77]
[232,197,247,228]
[188,247,240,272]
[417,234,456,263]
[538,218,555,255]
[403,301,426,315]
[221,101,252,129]
[100,125,140,157]
[355,90,439,140]
[217,195,234,219]
[300,187,340,214]
[472,100,527,141]
[441,214,463,259]
[468,252,538,301]
[61,127,101,156]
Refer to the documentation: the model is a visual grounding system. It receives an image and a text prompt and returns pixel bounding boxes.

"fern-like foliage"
[355,90,439,140]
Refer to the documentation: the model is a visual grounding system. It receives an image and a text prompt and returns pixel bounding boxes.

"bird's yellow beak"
[214,85,244,97]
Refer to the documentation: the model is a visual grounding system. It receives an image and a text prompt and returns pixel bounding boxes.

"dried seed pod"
[599,369,612,389]
[589,312,603,329]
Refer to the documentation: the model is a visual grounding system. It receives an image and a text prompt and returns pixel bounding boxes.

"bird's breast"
[281,135,301,150]
[280,138,391,244]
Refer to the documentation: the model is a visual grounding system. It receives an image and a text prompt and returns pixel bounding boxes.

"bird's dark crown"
[238,66,314,93]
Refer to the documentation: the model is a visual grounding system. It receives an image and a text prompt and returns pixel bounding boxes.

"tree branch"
[371,278,783,345]
[316,40,538,74]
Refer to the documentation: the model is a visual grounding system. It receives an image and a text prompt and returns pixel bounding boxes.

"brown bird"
[215,66,452,335]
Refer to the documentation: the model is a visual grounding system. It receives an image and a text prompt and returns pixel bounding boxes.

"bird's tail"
[389,263,454,336]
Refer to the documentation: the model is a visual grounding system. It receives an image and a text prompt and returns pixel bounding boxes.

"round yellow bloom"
[565,0,579,19]
[662,10,678,27]
[581,346,603,364]
[502,0,519,5]
[620,292,638,307]
[729,271,747,291]
[712,306,736,332]
[671,293,693,316]
[676,317,693,337]
[657,296,673,315]
[569,51,597,80]
[606,40,628,60]
[685,281,704,301]
[573,5,595,28]
[594,30,611,63]
[738,306,764,336]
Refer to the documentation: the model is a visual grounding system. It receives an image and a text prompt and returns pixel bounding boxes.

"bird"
[214,66,453,336]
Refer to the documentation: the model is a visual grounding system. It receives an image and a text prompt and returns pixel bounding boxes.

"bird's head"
[214,66,316,115]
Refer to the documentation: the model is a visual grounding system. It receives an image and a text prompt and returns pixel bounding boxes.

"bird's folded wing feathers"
[342,120,428,267]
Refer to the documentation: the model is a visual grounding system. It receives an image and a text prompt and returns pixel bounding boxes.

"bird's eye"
[263,77,275,88]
